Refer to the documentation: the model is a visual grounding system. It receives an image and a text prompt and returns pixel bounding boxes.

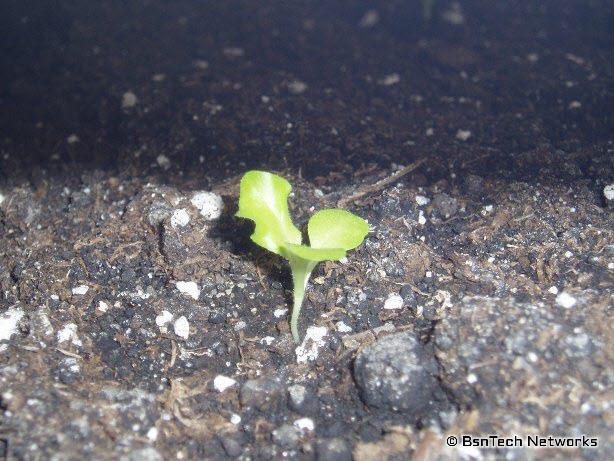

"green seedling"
[236,170,369,343]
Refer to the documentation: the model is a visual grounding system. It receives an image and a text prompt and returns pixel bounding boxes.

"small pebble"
[288,384,307,409]
[221,436,243,457]
[432,193,459,218]
[240,377,287,411]
[272,424,301,447]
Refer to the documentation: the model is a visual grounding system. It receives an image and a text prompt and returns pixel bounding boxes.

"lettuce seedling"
[237,170,369,343]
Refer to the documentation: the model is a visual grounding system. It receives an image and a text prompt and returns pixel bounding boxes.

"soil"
[1,1,612,460]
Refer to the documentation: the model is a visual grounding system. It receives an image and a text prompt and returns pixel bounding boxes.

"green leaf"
[236,170,302,255]
[282,243,346,262]
[308,209,369,251]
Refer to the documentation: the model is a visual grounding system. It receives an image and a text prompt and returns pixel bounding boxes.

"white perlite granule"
[156,155,171,170]
[287,80,308,94]
[190,191,223,220]
[456,129,472,141]
[175,281,200,300]
[122,91,138,108]
[378,73,400,86]
[155,310,173,327]
[415,195,430,206]
[294,417,315,432]
[173,316,190,339]
[72,285,89,295]
[295,326,328,363]
[57,323,82,346]
[213,375,237,392]
[170,209,190,228]
[383,294,404,310]
[556,292,577,309]
[0,307,24,341]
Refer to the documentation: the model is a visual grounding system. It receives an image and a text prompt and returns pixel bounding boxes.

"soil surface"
[1,1,613,460]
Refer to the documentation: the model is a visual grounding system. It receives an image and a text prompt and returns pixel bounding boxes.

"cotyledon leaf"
[308,209,370,251]
[236,170,302,255]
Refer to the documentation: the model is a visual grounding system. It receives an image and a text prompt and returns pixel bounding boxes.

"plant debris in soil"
[1,0,613,460]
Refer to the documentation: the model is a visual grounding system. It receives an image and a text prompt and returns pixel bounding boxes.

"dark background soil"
[1,0,612,186]
[0,1,612,460]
